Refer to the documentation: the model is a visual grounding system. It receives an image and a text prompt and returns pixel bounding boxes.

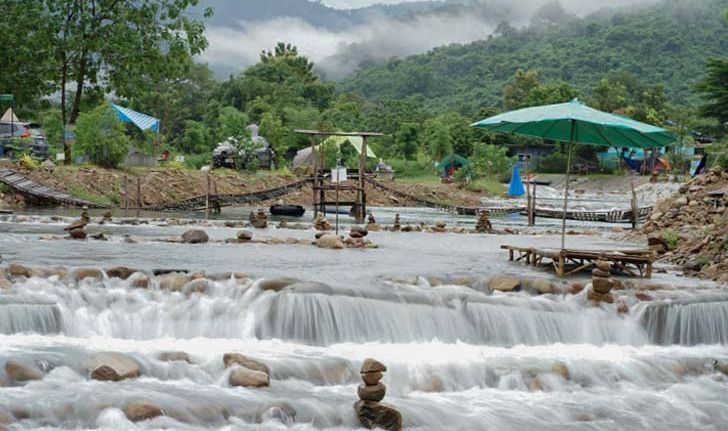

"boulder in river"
[87,352,140,381]
[123,400,162,422]
[229,366,270,388]
[350,226,368,238]
[68,228,87,239]
[106,266,137,280]
[72,268,104,282]
[223,353,271,374]
[258,277,300,292]
[488,276,521,292]
[7,263,31,278]
[157,351,191,363]
[316,234,345,250]
[181,229,209,244]
[591,277,613,294]
[353,401,402,431]
[4,360,43,381]
[237,230,253,242]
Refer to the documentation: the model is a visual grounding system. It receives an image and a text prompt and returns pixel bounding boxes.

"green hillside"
[340,0,728,116]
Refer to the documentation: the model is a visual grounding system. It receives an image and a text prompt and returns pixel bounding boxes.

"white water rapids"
[1,211,727,430]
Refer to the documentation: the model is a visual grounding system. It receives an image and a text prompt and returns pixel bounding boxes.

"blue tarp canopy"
[111,104,160,133]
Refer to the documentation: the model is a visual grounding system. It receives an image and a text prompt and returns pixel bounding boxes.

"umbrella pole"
[561,120,576,250]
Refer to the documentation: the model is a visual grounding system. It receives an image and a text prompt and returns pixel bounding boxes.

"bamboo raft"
[0,168,105,208]
[501,245,655,278]
[530,206,653,223]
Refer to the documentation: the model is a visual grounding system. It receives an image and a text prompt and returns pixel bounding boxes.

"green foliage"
[217,106,249,141]
[67,184,119,207]
[472,144,511,177]
[663,228,681,251]
[259,111,287,158]
[454,163,477,186]
[181,121,211,154]
[341,0,728,115]
[19,154,39,171]
[426,124,453,161]
[74,105,130,168]
[386,156,434,178]
[42,109,64,154]
[539,149,570,173]
[165,160,187,171]
[184,152,211,170]
[395,123,419,161]
[696,58,728,127]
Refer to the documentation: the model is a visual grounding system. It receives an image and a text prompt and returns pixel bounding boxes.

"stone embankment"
[643,166,728,282]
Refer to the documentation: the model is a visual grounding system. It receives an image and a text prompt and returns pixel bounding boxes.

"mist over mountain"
[195,0,659,79]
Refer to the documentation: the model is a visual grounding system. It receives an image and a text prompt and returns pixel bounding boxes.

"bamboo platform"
[501,245,654,278]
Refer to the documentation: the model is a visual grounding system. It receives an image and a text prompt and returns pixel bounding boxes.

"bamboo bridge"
[0,168,105,208]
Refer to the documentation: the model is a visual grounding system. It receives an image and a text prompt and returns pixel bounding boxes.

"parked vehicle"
[0,122,49,159]
[212,124,275,170]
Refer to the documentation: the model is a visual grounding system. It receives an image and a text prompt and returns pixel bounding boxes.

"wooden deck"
[501,245,654,278]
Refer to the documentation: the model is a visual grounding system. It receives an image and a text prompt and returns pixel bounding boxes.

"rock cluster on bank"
[643,166,728,281]
[353,358,402,431]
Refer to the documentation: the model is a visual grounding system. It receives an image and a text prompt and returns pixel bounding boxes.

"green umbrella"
[471,99,676,249]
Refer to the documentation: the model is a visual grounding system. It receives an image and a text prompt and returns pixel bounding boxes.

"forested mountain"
[340,0,728,115]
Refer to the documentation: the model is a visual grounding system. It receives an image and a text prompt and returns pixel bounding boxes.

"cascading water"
[1,213,728,430]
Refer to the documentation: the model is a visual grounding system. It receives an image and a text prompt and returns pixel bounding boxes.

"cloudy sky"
[321,0,423,8]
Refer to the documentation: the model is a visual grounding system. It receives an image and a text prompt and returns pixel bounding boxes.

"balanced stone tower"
[475,210,493,233]
[588,259,615,304]
[392,213,401,231]
[354,358,402,431]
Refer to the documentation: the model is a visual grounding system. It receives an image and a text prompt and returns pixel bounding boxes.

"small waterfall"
[639,297,728,345]
[0,299,62,334]
[253,291,644,346]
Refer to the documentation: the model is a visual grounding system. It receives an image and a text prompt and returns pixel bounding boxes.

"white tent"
[1,108,20,123]
[292,135,377,169]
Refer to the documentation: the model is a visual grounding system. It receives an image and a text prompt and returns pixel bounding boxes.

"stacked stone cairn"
[313,213,331,231]
[431,221,447,233]
[64,206,89,239]
[392,213,401,231]
[354,358,402,431]
[588,259,615,304]
[249,208,269,229]
[475,210,493,233]
[366,213,380,231]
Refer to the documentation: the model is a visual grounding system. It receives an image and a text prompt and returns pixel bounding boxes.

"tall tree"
[696,58,728,128]
[3,0,210,162]
[503,70,539,110]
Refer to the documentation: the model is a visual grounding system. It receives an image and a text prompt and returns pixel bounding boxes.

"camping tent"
[292,135,377,168]
[437,154,470,176]
[1,108,19,123]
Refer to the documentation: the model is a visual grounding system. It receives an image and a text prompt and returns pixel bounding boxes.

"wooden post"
[312,140,319,218]
[357,136,367,220]
[123,175,129,216]
[205,172,210,219]
[630,182,637,230]
[531,183,537,225]
[136,177,141,218]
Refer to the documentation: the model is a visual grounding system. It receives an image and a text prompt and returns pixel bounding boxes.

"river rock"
[73,268,104,282]
[591,277,613,294]
[353,400,402,431]
[258,277,300,291]
[591,268,610,278]
[635,292,653,301]
[181,229,209,244]
[361,371,383,385]
[488,276,521,292]
[157,351,191,363]
[68,227,87,239]
[528,278,555,294]
[7,263,31,278]
[587,289,614,304]
[0,277,10,289]
[262,401,297,423]
[159,274,192,291]
[229,366,270,388]
[237,230,253,241]
[4,360,43,381]
[87,352,140,381]
[595,260,611,272]
[223,353,271,374]
[358,383,386,402]
[131,276,150,289]
[350,226,368,238]
[317,234,345,250]
[313,213,331,231]
[361,358,387,374]
[551,362,571,380]
[106,266,137,280]
[124,400,162,422]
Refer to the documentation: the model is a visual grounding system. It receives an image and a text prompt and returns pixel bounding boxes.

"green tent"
[438,154,470,175]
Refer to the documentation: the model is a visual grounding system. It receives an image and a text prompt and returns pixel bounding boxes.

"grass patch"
[67,184,118,207]
[466,177,507,196]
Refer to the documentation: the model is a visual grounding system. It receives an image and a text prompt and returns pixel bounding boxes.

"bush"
[472,144,511,177]
[165,160,186,171]
[185,153,211,170]
[662,228,680,251]
[539,150,569,173]
[19,153,38,170]
[454,164,477,186]
[74,104,130,168]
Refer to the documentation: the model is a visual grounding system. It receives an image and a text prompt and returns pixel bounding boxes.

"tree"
[524,82,578,106]
[472,144,511,177]
[42,110,64,155]
[181,121,211,154]
[3,0,210,163]
[395,123,419,163]
[427,125,453,161]
[74,104,130,168]
[696,58,728,127]
[504,70,539,110]
[217,107,249,141]
[259,111,287,160]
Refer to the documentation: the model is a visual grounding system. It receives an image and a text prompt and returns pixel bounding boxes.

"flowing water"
[1,210,727,430]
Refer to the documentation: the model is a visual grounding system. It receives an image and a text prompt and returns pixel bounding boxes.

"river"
[1,208,727,430]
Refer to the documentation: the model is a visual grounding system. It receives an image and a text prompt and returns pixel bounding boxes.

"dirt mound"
[1,166,487,210]
[643,167,728,282]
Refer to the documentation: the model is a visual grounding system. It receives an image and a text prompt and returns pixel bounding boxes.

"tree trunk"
[69,51,87,124]
[61,55,71,165]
